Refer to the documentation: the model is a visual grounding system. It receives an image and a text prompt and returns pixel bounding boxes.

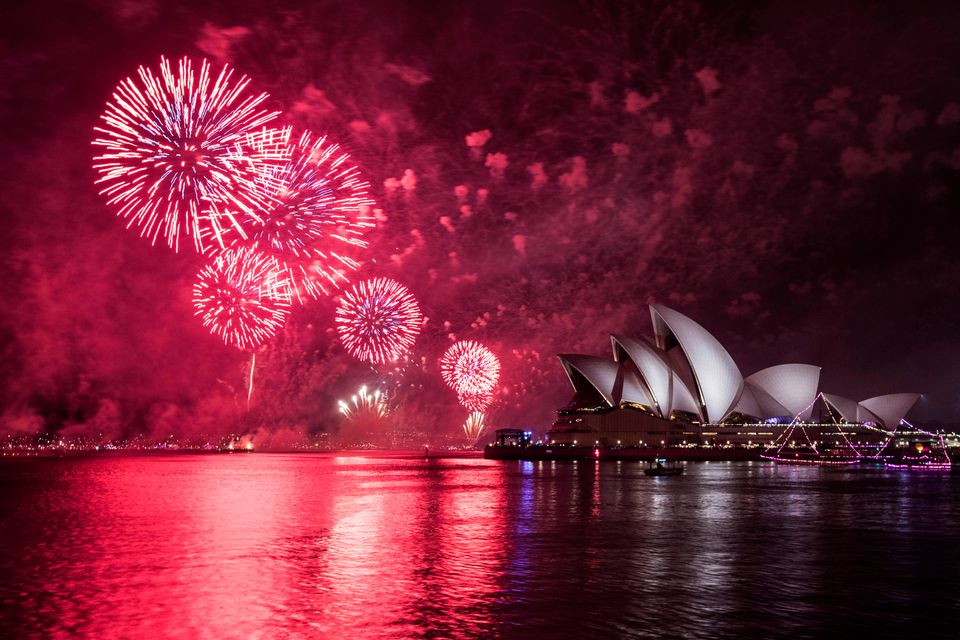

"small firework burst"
[440,340,501,397]
[93,56,280,252]
[462,412,486,443]
[193,246,292,350]
[338,385,389,420]
[335,278,422,363]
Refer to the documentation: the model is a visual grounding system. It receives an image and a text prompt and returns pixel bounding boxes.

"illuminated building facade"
[548,304,919,448]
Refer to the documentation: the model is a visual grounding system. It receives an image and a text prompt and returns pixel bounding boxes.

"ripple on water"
[0,456,957,639]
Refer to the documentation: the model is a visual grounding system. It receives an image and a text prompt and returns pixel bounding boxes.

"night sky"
[2,0,960,444]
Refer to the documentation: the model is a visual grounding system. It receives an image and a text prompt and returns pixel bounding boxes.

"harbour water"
[0,454,957,639]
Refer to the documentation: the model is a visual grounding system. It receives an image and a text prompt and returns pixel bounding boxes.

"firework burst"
[237,128,376,299]
[335,278,422,363]
[462,411,486,443]
[458,390,494,413]
[193,246,292,350]
[440,340,501,397]
[337,385,389,421]
[93,56,280,252]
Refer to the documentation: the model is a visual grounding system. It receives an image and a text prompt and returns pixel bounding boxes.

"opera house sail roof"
[745,364,821,420]
[650,304,744,423]
[557,304,919,429]
[610,334,699,419]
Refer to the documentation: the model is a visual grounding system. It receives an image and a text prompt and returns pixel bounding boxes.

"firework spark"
[238,128,376,299]
[440,340,501,397]
[93,56,280,252]
[458,390,494,412]
[462,411,486,443]
[338,385,389,420]
[335,278,422,363]
[193,246,292,350]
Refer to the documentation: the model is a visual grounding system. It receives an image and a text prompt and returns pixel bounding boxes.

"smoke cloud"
[2,1,960,444]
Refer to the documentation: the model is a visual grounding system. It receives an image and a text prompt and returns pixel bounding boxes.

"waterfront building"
[549,304,919,449]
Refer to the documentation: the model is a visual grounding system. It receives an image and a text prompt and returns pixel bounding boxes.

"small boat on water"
[880,432,953,471]
[884,459,953,471]
[883,449,953,470]
[644,458,683,476]
[760,450,861,466]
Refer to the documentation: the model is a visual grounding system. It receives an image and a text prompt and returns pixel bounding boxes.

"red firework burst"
[193,246,292,350]
[440,341,501,397]
[458,390,494,412]
[92,56,280,253]
[335,278,422,363]
[236,127,376,299]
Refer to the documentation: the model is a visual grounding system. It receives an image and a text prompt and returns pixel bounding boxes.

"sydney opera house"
[549,304,920,450]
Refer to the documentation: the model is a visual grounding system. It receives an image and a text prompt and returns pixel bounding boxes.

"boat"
[760,449,862,466]
[884,459,953,470]
[644,458,683,476]
[882,449,953,470]
[879,430,953,471]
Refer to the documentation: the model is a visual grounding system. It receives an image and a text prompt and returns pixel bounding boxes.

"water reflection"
[0,456,958,639]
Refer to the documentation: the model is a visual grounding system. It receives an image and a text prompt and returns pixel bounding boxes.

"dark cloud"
[2,0,960,443]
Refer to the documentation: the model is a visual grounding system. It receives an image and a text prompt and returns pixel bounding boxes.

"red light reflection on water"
[3,456,959,638]
[8,455,510,640]
[307,457,508,638]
